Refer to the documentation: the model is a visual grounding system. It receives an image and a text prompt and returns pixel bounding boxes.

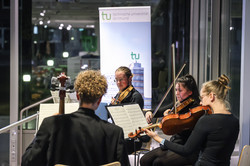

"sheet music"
[38,103,79,128]
[106,104,148,138]
[107,106,134,138]
[123,104,148,129]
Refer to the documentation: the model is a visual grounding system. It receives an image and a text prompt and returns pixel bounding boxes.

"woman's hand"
[145,111,153,123]
[144,129,163,143]
[163,109,172,116]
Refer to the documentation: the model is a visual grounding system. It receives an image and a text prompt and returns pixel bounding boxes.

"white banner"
[99,6,151,109]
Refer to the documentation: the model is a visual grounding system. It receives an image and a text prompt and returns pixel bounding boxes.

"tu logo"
[102,12,111,20]
[131,52,140,60]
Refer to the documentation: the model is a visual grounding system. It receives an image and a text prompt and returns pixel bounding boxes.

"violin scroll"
[128,124,161,138]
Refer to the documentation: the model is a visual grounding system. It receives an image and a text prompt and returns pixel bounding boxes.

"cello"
[51,72,70,115]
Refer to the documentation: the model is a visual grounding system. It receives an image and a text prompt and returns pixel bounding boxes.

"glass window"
[228,0,242,117]
[18,0,191,122]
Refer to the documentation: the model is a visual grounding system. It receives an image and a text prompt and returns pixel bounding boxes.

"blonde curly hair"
[74,70,107,104]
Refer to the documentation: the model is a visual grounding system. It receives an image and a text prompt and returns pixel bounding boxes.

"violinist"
[111,66,144,109]
[144,74,239,166]
[22,70,130,166]
[141,74,200,166]
[110,66,149,154]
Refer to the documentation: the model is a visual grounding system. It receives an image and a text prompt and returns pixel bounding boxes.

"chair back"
[238,145,250,166]
[102,161,121,166]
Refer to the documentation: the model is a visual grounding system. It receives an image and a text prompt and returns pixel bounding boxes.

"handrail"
[19,96,53,164]
[0,113,38,134]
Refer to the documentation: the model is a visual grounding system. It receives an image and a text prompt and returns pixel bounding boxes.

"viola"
[128,105,212,138]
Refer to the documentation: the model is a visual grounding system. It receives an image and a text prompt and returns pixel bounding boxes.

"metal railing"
[0,96,53,165]
[19,96,53,164]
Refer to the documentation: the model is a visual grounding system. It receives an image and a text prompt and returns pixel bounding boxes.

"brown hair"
[74,70,107,104]
[115,66,132,79]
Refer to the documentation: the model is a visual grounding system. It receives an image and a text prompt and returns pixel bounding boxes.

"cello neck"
[58,73,68,115]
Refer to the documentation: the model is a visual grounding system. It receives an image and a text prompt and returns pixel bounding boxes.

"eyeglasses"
[114,78,126,83]
[199,93,216,100]
[199,95,207,100]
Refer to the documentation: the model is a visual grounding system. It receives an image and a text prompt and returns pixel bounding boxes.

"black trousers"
[140,147,197,166]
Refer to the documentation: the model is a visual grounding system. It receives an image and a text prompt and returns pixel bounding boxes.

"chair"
[101,161,121,166]
[55,161,121,166]
[237,145,250,166]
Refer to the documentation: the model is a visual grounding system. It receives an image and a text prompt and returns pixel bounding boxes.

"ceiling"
[32,0,159,29]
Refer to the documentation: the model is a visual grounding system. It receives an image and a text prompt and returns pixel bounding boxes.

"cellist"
[141,74,200,166]
[21,70,130,166]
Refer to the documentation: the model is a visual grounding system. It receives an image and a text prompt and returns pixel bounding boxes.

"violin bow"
[171,44,177,114]
[152,58,186,117]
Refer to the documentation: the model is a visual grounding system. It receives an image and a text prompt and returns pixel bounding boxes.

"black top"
[21,107,130,166]
[163,114,239,166]
[114,85,144,109]
[169,97,201,144]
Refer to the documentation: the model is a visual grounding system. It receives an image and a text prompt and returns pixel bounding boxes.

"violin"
[169,98,194,114]
[128,105,212,138]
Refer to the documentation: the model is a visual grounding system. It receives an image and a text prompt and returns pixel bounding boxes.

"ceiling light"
[33,26,38,34]
[81,64,88,70]
[47,60,54,66]
[39,20,43,25]
[66,25,72,30]
[23,74,31,82]
[86,25,95,28]
[62,51,69,58]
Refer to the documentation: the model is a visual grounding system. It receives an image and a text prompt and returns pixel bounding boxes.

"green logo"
[131,52,140,60]
[102,12,111,20]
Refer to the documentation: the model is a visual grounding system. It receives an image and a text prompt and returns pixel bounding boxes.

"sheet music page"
[123,104,148,129]
[39,103,79,128]
[107,104,148,138]
[107,106,134,138]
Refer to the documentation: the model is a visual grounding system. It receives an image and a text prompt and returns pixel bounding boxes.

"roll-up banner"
[99,6,151,109]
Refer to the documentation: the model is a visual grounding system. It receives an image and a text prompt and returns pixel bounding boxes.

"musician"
[110,66,149,154]
[144,74,239,166]
[22,70,130,166]
[141,74,200,166]
[110,66,144,109]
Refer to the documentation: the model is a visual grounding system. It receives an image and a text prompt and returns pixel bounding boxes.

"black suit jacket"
[21,107,130,166]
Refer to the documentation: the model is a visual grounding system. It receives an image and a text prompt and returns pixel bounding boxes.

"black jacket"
[21,107,130,166]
